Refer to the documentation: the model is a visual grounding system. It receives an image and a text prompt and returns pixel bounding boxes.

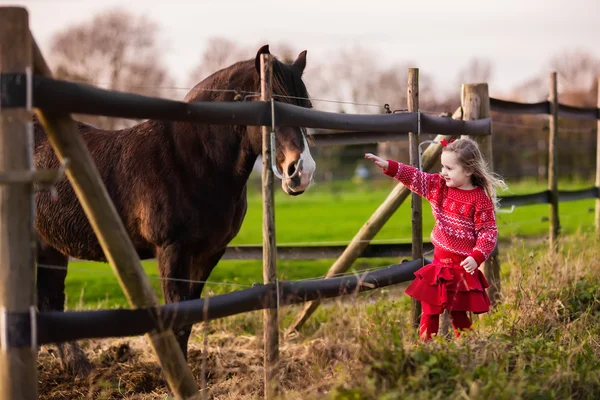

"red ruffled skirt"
[405,249,491,315]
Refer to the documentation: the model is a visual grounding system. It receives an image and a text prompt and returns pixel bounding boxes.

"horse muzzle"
[281,158,314,196]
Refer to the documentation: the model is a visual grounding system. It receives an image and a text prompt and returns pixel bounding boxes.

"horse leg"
[157,245,225,358]
[157,243,196,358]
[189,249,226,300]
[37,241,94,377]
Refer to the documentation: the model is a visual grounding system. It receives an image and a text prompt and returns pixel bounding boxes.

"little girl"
[365,137,505,340]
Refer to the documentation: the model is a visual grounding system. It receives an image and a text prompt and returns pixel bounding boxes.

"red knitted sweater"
[383,161,497,265]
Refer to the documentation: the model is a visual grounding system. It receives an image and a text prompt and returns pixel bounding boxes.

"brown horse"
[33,45,315,375]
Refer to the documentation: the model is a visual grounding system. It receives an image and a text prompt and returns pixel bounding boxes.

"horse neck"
[180,63,263,190]
[170,122,260,194]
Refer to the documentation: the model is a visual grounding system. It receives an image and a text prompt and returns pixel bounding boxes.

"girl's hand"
[460,256,478,275]
[365,153,389,170]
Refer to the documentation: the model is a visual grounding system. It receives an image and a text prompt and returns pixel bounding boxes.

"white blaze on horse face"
[280,134,315,194]
[297,135,315,189]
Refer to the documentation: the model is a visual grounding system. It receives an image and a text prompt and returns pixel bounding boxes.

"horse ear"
[255,44,271,74]
[292,50,307,74]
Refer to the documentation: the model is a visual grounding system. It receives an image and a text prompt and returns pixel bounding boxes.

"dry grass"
[38,232,600,399]
[38,327,362,399]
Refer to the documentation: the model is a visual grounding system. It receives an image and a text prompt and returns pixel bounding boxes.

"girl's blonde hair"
[443,137,507,207]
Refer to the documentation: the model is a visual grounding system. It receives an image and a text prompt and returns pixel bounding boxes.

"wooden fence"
[1,6,600,400]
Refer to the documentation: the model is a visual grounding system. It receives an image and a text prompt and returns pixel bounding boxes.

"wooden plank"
[0,7,38,400]
[31,38,199,400]
[408,68,422,329]
[260,53,279,400]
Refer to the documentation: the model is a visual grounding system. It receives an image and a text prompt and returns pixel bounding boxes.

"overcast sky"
[3,0,600,99]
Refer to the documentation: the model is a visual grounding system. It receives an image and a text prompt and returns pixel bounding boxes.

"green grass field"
[64,178,597,309]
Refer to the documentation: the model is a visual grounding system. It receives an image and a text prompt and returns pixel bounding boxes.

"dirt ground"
[38,329,357,400]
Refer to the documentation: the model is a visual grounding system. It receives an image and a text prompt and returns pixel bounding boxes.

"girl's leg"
[419,313,440,341]
[449,311,472,337]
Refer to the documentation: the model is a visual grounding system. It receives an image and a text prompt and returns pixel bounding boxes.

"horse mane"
[184,57,311,108]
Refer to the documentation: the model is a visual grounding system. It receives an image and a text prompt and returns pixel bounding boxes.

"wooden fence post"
[0,7,38,400]
[461,83,501,304]
[548,72,560,249]
[260,53,279,400]
[31,39,199,400]
[595,76,600,236]
[407,68,422,329]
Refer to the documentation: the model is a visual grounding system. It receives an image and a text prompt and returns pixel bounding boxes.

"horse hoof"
[58,343,95,378]
[62,355,95,378]
[72,358,95,379]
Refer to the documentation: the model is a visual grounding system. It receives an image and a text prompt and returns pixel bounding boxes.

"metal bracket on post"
[270,98,283,180]
[26,66,32,111]
[0,158,69,186]
[0,307,6,351]
[418,140,437,171]
[496,205,515,214]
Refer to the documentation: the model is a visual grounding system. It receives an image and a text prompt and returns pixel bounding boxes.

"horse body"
[33,45,315,376]
[35,119,252,261]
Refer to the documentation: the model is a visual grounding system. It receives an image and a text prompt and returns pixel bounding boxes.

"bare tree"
[456,58,493,85]
[50,9,174,129]
[550,50,600,92]
[508,50,600,105]
[550,49,600,106]
[509,76,546,102]
[186,37,248,87]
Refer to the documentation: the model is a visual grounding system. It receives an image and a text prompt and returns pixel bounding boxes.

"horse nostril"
[287,161,297,177]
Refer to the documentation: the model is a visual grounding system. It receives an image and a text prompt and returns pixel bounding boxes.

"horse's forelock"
[272,60,311,108]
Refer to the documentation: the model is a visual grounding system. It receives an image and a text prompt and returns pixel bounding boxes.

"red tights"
[419,311,472,341]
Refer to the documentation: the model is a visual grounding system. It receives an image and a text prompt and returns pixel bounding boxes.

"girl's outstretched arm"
[365,153,442,201]
[364,153,388,169]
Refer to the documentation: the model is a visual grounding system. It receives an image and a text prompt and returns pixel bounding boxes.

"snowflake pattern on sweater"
[383,160,497,265]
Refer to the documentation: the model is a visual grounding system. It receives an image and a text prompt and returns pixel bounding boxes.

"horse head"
[185,44,316,196]
[254,45,315,196]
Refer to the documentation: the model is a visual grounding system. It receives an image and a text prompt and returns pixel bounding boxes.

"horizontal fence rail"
[420,113,491,135]
[0,259,428,347]
[498,187,599,207]
[558,104,600,120]
[490,98,550,115]
[490,97,600,120]
[0,73,492,135]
